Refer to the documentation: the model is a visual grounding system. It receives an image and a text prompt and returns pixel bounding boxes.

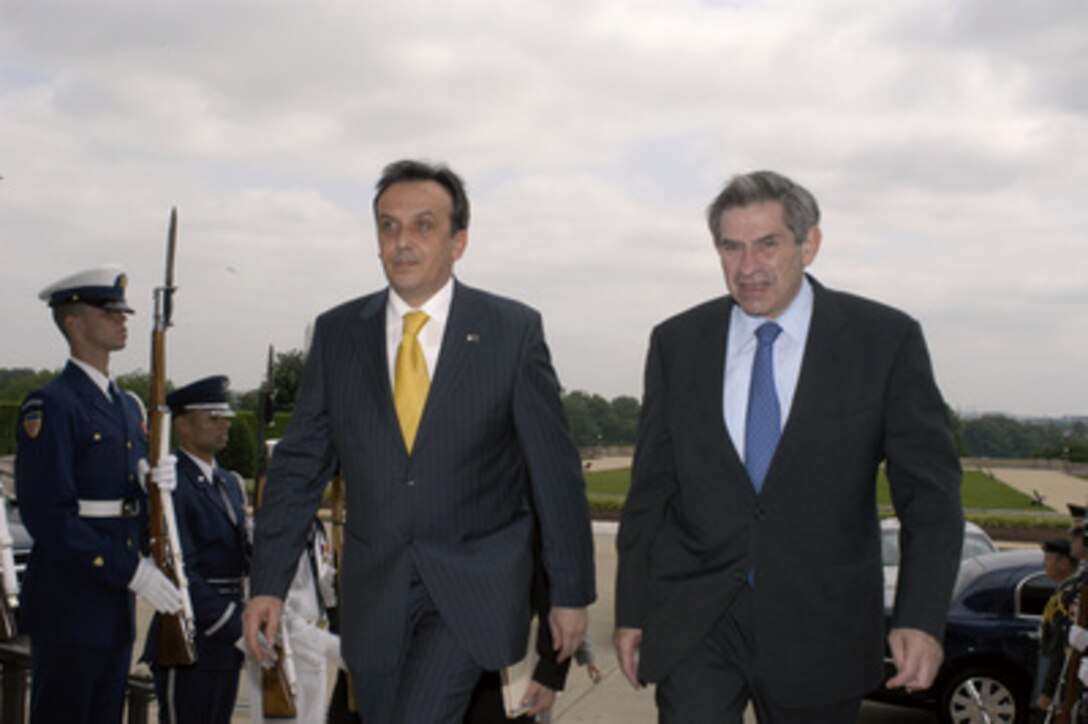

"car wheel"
[937,666,1025,724]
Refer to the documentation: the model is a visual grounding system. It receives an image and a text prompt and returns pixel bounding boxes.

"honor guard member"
[247,514,342,722]
[144,375,249,724]
[16,264,183,724]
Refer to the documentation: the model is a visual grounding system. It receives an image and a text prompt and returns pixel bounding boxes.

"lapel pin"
[466,333,479,343]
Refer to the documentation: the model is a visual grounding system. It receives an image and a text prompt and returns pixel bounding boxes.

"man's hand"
[517,681,557,717]
[613,626,643,690]
[886,627,943,691]
[548,606,588,662]
[242,595,283,665]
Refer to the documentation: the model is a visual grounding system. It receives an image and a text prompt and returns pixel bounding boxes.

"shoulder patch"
[22,410,43,440]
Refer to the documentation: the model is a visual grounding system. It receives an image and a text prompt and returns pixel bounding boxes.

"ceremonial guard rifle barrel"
[146,208,199,665]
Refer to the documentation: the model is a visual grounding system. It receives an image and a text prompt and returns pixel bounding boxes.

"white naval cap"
[38,263,135,314]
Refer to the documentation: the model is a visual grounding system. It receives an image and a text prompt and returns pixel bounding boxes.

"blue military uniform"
[143,376,249,724]
[16,265,147,723]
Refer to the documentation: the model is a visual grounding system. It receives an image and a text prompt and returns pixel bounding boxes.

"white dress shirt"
[723,278,814,463]
[384,277,454,389]
[70,357,114,401]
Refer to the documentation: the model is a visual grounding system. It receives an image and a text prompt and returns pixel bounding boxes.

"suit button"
[406,479,415,487]
[753,507,767,521]
[126,539,134,550]
[126,441,132,449]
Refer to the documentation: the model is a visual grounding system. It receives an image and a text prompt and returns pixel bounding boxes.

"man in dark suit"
[16,264,183,723]
[614,171,964,722]
[143,375,248,723]
[243,159,596,723]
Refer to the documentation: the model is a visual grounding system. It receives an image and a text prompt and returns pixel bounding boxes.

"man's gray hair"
[706,171,820,245]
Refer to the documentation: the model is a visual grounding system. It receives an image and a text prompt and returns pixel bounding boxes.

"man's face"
[68,304,128,352]
[715,201,820,319]
[175,412,232,460]
[1044,552,1064,581]
[376,180,467,307]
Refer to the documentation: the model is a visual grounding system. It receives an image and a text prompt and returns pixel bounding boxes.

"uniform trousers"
[29,639,131,724]
[152,662,240,724]
[655,585,862,723]
[353,577,483,724]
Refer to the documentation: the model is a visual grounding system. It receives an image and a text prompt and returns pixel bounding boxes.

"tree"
[271,349,306,411]
[0,368,57,403]
[116,369,154,409]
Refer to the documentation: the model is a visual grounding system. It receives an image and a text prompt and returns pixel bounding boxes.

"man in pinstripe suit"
[243,159,597,723]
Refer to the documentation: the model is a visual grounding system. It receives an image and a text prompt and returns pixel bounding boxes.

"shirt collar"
[179,448,217,483]
[732,276,813,345]
[69,357,113,399]
[387,276,455,326]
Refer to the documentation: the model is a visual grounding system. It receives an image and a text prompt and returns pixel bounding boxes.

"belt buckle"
[121,498,141,518]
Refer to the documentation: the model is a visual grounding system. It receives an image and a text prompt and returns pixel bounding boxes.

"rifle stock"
[146,208,198,666]
[261,641,298,718]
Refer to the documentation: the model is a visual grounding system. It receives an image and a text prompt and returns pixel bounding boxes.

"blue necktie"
[745,322,783,493]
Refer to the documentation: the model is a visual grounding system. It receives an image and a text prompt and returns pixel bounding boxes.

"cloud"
[1,0,1086,416]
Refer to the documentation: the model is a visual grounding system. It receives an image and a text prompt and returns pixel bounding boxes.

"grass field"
[586,466,1044,511]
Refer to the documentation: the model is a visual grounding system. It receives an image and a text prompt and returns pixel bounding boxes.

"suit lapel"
[350,291,398,428]
[180,453,238,529]
[762,279,848,497]
[695,299,753,494]
[412,281,480,452]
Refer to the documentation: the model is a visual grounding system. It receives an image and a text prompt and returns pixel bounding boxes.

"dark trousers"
[30,639,132,724]
[352,579,483,724]
[655,586,862,723]
[152,663,241,724]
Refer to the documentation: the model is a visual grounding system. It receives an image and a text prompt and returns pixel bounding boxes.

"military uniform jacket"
[15,361,148,647]
[144,452,248,670]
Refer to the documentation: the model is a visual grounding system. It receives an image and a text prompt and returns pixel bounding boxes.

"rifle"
[0,481,19,641]
[1051,564,1088,723]
[146,207,198,665]
[253,345,298,718]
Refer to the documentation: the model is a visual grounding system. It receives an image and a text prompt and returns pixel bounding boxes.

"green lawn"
[587,467,1043,511]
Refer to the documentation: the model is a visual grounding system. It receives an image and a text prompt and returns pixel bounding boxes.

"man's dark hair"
[373,159,470,234]
[706,170,820,245]
[51,304,82,339]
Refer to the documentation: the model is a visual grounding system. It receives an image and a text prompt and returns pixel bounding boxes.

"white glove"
[128,557,183,613]
[1080,657,1088,687]
[236,630,277,668]
[1070,624,1088,652]
[137,455,178,493]
[286,613,343,670]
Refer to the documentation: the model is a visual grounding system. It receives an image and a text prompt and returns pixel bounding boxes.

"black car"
[871,548,1055,724]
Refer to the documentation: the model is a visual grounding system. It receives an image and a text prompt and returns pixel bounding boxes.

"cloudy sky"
[2,0,1085,417]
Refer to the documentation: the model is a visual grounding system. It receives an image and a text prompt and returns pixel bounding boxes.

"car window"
[963,531,997,558]
[1016,572,1057,618]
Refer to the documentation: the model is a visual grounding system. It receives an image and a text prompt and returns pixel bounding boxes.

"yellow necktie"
[394,310,430,452]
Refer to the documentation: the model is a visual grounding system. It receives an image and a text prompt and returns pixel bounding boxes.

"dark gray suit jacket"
[615,276,963,707]
[252,281,596,675]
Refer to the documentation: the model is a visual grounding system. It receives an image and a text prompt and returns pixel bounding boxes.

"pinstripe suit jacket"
[251,280,596,674]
